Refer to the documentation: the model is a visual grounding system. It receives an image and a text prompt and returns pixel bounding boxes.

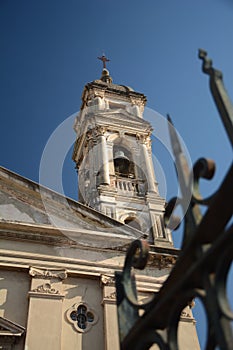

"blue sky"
[0,1,232,348]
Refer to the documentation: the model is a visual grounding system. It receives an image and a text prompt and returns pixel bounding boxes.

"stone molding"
[82,82,147,107]
[95,125,107,137]
[0,316,25,336]
[29,268,67,299]
[77,112,151,138]
[105,291,116,300]
[0,227,73,246]
[180,309,196,324]
[29,267,67,280]
[30,282,59,295]
[0,248,177,280]
[0,220,142,248]
[136,132,152,146]
[102,291,117,305]
[101,274,115,286]
[148,253,177,269]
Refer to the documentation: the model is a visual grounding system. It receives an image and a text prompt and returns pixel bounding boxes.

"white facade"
[0,68,200,349]
[73,68,172,247]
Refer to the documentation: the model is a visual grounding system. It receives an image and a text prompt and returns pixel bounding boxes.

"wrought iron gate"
[115,50,233,350]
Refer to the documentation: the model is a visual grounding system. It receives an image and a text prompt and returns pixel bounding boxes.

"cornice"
[84,81,147,105]
[100,273,165,293]
[147,252,177,269]
[0,220,141,249]
[0,242,177,279]
[92,112,151,132]
[0,221,76,246]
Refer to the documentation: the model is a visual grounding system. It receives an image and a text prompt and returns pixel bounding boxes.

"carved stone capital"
[119,130,125,138]
[95,126,107,137]
[130,97,145,106]
[29,267,67,280]
[101,274,115,286]
[86,129,93,140]
[89,89,105,99]
[136,133,151,147]
[147,254,177,269]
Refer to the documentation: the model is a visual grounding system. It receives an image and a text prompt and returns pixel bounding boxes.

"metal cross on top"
[98,54,110,69]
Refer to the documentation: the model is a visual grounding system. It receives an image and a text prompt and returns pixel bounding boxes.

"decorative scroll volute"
[29,267,67,280]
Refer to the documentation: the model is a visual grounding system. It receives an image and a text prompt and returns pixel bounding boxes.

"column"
[140,138,158,194]
[96,127,110,185]
[25,267,67,350]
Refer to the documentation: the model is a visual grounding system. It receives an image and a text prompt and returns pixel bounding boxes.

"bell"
[114,151,129,162]
[114,151,130,176]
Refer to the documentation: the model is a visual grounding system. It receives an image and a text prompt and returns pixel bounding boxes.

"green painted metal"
[115,50,233,350]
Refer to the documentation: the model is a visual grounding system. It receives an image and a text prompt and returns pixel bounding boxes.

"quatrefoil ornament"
[66,303,98,333]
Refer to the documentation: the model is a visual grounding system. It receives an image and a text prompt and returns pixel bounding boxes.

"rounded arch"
[107,132,119,143]
[120,212,148,232]
[108,133,136,149]
[112,138,135,178]
[124,217,141,231]
[120,212,143,232]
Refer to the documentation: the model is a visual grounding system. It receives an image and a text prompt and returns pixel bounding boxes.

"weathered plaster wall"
[0,270,30,349]
[62,277,104,350]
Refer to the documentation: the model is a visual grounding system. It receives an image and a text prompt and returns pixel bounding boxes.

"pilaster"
[25,267,67,350]
[101,275,120,350]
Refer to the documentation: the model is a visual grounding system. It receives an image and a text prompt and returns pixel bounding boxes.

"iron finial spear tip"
[198,48,222,79]
[198,48,213,74]
[167,114,182,155]
[167,113,173,124]
[198,48,208,60]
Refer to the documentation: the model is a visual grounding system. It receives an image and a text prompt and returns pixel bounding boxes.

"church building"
[0,61,200,349]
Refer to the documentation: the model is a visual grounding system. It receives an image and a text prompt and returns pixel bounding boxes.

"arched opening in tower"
[124,217,141,231]
[113,145,135,178]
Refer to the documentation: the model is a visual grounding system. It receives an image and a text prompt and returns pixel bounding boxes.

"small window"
[66,303,98,333]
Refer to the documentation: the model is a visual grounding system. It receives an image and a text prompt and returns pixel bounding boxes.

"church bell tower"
[72,58,172,247]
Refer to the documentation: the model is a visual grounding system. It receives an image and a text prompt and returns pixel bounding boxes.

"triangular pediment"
[86,109,151,131]
[100,108,151,124]
[0,317,25,337]
[0,167,144,247]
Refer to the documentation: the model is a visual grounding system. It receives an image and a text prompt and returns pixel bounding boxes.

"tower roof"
[80,55,147,110]
[81,71,147,110]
